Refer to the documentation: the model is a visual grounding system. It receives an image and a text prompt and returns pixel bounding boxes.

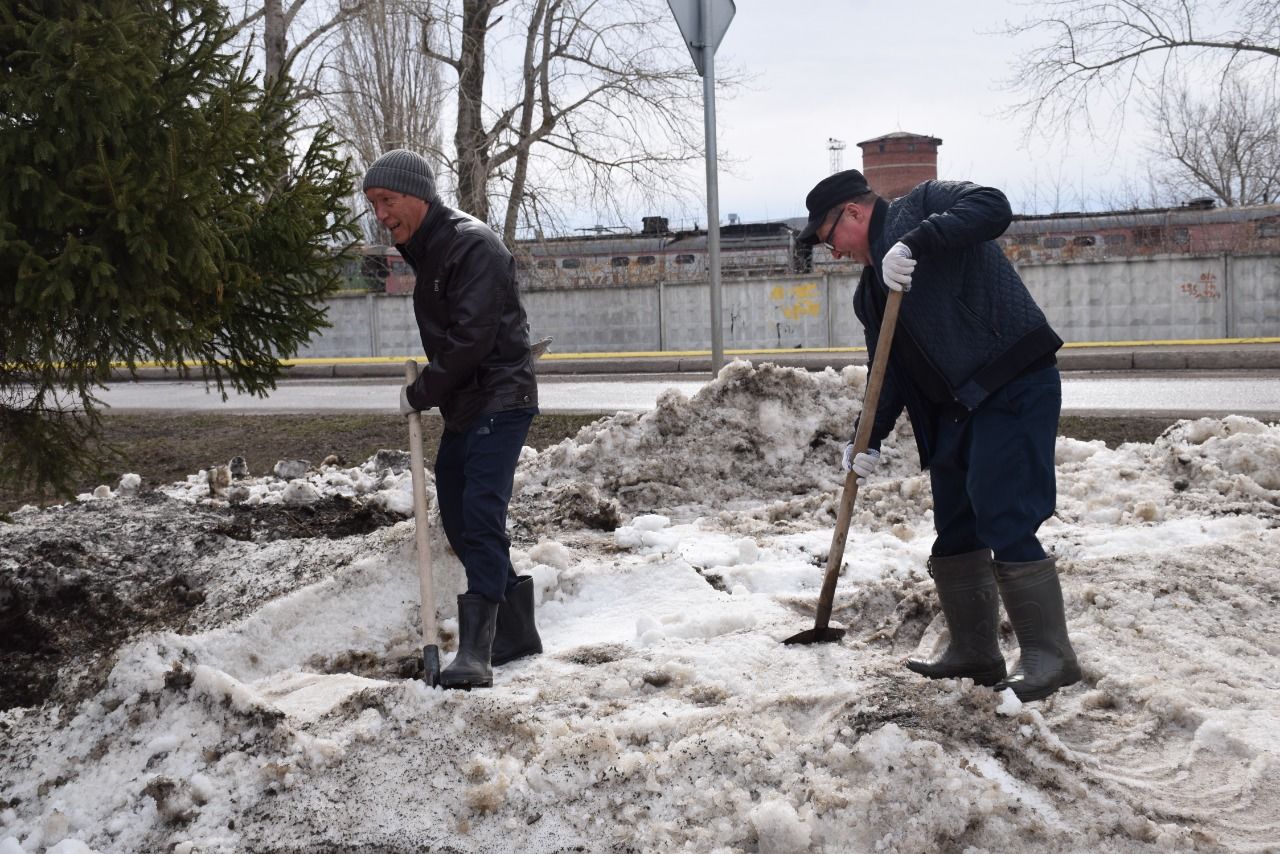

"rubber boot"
[906,549,1007,686]
[441,594,498,690]
[993,557,1081,702]
[491,575,543,667]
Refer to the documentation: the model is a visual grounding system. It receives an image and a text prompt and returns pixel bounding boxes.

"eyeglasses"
[821,205,846,250]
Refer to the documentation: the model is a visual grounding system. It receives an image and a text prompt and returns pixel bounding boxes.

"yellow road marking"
[106,337,1280,371]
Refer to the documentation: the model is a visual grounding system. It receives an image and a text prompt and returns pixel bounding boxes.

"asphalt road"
[96,372,1280,420]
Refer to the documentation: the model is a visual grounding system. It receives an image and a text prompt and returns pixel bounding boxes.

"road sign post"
[668,0,735,375]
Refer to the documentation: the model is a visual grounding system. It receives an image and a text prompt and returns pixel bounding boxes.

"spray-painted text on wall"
[771,283,822,320]
[1180,272,1221,300]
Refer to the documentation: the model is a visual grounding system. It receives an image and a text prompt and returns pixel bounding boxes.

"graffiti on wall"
[771,283,822,320]
[1180,272,1221,301]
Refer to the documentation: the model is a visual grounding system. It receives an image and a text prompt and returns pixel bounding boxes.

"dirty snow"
[2,361,1279,853]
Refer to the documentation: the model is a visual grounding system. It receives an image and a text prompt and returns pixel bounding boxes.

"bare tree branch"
[1004,0,1280,141]
[223,0,739,242]
[410,0,732,242]
[1144,71,1280,204]
[226,1,268,36]
[310,0,448,240]
[225,0,370,92]
[286,1,368,68]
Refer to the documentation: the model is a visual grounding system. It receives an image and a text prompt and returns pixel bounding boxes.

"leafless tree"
[314,0,448,240]
[414,0,716,242]
[225,0,369,91]
[224,0,727,243]
[1144,72,1280,205]
[1004,0,1280,139]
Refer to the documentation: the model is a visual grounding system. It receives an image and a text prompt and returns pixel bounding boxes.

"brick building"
[857,131,942,200]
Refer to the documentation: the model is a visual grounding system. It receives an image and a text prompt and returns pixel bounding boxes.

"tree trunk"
[501,0,550,244]
[455,0,495,221]
[263,0,287,87]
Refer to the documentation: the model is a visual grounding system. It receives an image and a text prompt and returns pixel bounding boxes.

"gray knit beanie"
[362,149,436,201]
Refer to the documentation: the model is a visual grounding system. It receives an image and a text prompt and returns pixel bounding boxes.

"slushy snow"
[2,361,1278,852]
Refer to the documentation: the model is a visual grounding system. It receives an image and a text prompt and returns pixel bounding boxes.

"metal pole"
[657,280,667,351]
[1222,251,1233,338]
[823,272,833,347]
[702,0,724,374]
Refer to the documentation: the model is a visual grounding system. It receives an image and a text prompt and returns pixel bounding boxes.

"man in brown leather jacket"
[364,149,541,691]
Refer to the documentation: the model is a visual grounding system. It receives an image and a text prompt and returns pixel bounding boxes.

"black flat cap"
[797,169,872,244]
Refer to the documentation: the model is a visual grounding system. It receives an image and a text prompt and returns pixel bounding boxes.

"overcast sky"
[667,0,1153,229]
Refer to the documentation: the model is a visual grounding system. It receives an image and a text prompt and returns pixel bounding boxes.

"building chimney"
[857,132,942,200]
[641,216,670,235]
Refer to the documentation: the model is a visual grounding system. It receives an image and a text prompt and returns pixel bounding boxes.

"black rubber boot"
[491,575,543,667]
[993,557,1081,702]
[906,549,1007,686]
[441,594,498,690]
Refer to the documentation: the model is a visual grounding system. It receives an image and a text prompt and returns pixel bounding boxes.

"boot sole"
[492,644,542,667]
[441,678,493,690]
[905,660,1007,687]
[1001,663,1082,702]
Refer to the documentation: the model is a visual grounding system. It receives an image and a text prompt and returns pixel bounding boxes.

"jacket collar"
[397,198,449,269]
[870,196,888,245]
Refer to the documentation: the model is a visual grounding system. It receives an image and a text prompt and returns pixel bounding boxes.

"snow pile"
[3,362,1279,852]
[515,361,916,525]
[153,451,410,514]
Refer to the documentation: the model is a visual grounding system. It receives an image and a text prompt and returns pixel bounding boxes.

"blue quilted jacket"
[853,181,1062,466]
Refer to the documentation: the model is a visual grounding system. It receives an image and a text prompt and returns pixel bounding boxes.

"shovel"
[401,338,549,683]
[404,360,442,685]
[784,288,903,645]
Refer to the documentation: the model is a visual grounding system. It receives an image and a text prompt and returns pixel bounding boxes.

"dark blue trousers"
[434,407,537,604]
[929,365,1060,563]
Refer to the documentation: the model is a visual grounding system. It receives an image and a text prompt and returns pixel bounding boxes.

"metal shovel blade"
[782,626,847,645]
[423,644,441,687]
[531,335,554,358]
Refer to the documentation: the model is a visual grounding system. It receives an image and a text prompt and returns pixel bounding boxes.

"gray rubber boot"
[491,575,543,666]
[993,557,1081,702]
[906,548,1007,686]
[441,594,498,690]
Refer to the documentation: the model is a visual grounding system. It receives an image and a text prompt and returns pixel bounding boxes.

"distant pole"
[828,138,846,174]
[666,0,734,373]
[702,0,724,375]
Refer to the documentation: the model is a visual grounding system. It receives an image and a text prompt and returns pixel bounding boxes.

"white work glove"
[842,443,881,486]
[399,384,417,417]
[881,241,916,292]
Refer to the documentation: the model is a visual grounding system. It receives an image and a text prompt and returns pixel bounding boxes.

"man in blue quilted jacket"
[797,169,1080,702]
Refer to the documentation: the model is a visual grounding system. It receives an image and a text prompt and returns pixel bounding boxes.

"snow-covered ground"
[2,361,1278,853]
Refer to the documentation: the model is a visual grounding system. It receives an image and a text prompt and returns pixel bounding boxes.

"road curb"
[108,343,1280,382]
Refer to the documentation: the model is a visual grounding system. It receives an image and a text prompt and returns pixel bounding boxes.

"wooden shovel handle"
[404,361,438,644]
[812,288,904,630]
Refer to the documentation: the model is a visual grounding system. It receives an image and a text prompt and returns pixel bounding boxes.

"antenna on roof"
[575,224,628,235]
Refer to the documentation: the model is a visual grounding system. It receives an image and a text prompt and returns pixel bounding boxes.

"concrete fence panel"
[660,278,837,351]
[298,252,1278,359]
[523,286,660,352]
[1229,254,1280,339]
[371,294,419,356]
[1019,254,1250,342]
[296,294,374,358]
[827,275,864,348]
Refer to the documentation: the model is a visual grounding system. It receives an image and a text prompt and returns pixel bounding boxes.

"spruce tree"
[0,0,358,499]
